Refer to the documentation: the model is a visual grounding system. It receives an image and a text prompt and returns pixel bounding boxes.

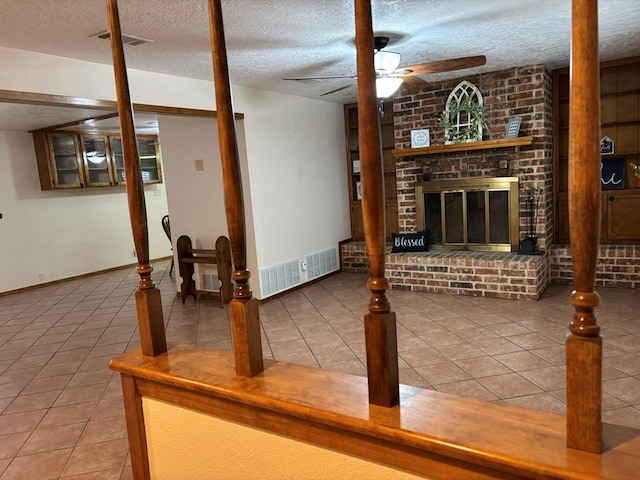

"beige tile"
[90,398,125,421]
[603,377,640,404]
[518,366,566,391]
[61,439,132,477]
[3,390,61,414]
[2,448,71,479]
[399,346,447,368]
[40,401,97,427]
[22,374,73,395]
[471,337,522,355]
[61,467,123,479]
[603,353,640,375]
[493,350,553,372]
[454,356,512,378]
[415,361,471,386]
[435,379,498,401]
[19,423,85,455]
[78,415,127,445]
[435,343,485,361]
[603,406,640,430]
[478,373,543,398]
[507,332,558,349]
[53,383,108,408]
[0,432,30,459]
[0,409,47,435]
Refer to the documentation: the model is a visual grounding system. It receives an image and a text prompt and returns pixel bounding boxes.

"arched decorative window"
[438,80,487,144]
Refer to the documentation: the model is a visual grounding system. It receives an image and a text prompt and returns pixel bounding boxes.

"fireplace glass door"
[416,177,519,252]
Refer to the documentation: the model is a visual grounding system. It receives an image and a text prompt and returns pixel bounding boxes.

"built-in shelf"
[392,136,534,158]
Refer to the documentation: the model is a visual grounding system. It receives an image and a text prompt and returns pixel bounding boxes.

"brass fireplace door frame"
[415,176,520,252]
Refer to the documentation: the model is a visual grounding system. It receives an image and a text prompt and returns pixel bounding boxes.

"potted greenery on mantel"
[437,80,488,144]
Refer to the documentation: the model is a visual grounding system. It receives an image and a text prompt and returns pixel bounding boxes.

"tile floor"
[0,259,639,479]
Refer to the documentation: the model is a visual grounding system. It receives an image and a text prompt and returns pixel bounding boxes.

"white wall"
[0,47,350,297]
[0,129,169,292]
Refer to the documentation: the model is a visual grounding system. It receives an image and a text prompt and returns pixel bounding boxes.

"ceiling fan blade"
[400,55,486,76]
[400,76,429,93]
[320,82,358,96]
[283,74,357,81]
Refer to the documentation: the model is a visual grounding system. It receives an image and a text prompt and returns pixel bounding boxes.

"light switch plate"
[195,159,204,171]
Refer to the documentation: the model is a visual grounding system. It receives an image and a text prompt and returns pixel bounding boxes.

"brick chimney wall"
[392,65,554,250]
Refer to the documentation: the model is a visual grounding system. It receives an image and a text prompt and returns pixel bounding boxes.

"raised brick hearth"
[341,242,548,300]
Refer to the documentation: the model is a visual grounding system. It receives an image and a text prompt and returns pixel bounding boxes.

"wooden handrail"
[566,0,603,453]
[207,0,264,377]
[105,0,166,357]
[354,0,399,407]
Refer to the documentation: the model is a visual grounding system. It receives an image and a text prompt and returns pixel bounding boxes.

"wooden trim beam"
[0,88,245,119]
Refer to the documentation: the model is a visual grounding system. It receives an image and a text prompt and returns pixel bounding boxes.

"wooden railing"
[104,0,632,478]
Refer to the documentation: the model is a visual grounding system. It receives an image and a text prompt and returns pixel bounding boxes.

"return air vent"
[201,273,220,292]
[305,246,338,280]
[89,30,153,46]
[259,259,301,298]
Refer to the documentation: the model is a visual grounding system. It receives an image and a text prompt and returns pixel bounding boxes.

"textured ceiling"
[1,0,640,129]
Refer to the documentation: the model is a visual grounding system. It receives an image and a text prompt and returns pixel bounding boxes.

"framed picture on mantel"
[505,117,522,138]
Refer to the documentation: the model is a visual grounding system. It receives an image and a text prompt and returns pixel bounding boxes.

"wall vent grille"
[260,259,301,297]
[305,246,339,280]
[201,272,220,292]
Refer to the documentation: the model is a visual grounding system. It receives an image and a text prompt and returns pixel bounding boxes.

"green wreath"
[437,97,488,144]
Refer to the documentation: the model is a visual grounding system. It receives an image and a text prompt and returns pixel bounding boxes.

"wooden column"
[106,0,166,357]
[207,0,264,377]
[566,0,602,453]
[354,0,399,408]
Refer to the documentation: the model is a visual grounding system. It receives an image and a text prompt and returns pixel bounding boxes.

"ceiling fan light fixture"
[374,51,402,74]
[376,77,403,98]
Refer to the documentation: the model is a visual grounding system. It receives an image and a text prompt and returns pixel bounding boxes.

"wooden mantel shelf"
[393,136,534,158]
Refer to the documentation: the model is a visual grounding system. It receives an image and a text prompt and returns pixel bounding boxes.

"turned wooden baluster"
[566,0,602,453]
[106,0,166,357]
[354,0,399,407]
[207,0,264,377]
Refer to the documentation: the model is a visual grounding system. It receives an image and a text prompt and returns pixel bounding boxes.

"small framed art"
[411,129,430,148]
[505,117,522,138]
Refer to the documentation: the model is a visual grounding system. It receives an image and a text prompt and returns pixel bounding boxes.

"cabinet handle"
[608,196,615,201]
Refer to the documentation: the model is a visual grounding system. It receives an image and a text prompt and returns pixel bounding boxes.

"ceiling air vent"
[89,30,153,46]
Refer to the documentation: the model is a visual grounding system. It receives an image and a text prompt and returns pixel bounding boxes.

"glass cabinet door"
[109,137,126,184]
[109,136,161,185]
[49,134,83,188]
[138,137,161,183]
[82,135,112,186]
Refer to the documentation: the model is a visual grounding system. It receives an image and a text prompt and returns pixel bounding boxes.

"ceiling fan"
[283,36,486,98]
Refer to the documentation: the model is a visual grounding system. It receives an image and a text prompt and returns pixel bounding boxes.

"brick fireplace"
[342,65,555,300]
[341,63,640,298]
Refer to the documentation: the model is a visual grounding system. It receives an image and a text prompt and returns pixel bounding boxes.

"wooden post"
[207,0,264,377]
[354,0,399,407]
[566,0,602,453]
[105,0,166,357]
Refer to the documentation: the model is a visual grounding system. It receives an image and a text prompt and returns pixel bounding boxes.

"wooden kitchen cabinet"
[33,131,162,190]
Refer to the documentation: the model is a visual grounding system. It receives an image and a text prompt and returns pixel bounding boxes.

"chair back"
[161,215,171,242]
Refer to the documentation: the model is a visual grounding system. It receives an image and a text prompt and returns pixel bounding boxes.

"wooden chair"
[161,214,174,276]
